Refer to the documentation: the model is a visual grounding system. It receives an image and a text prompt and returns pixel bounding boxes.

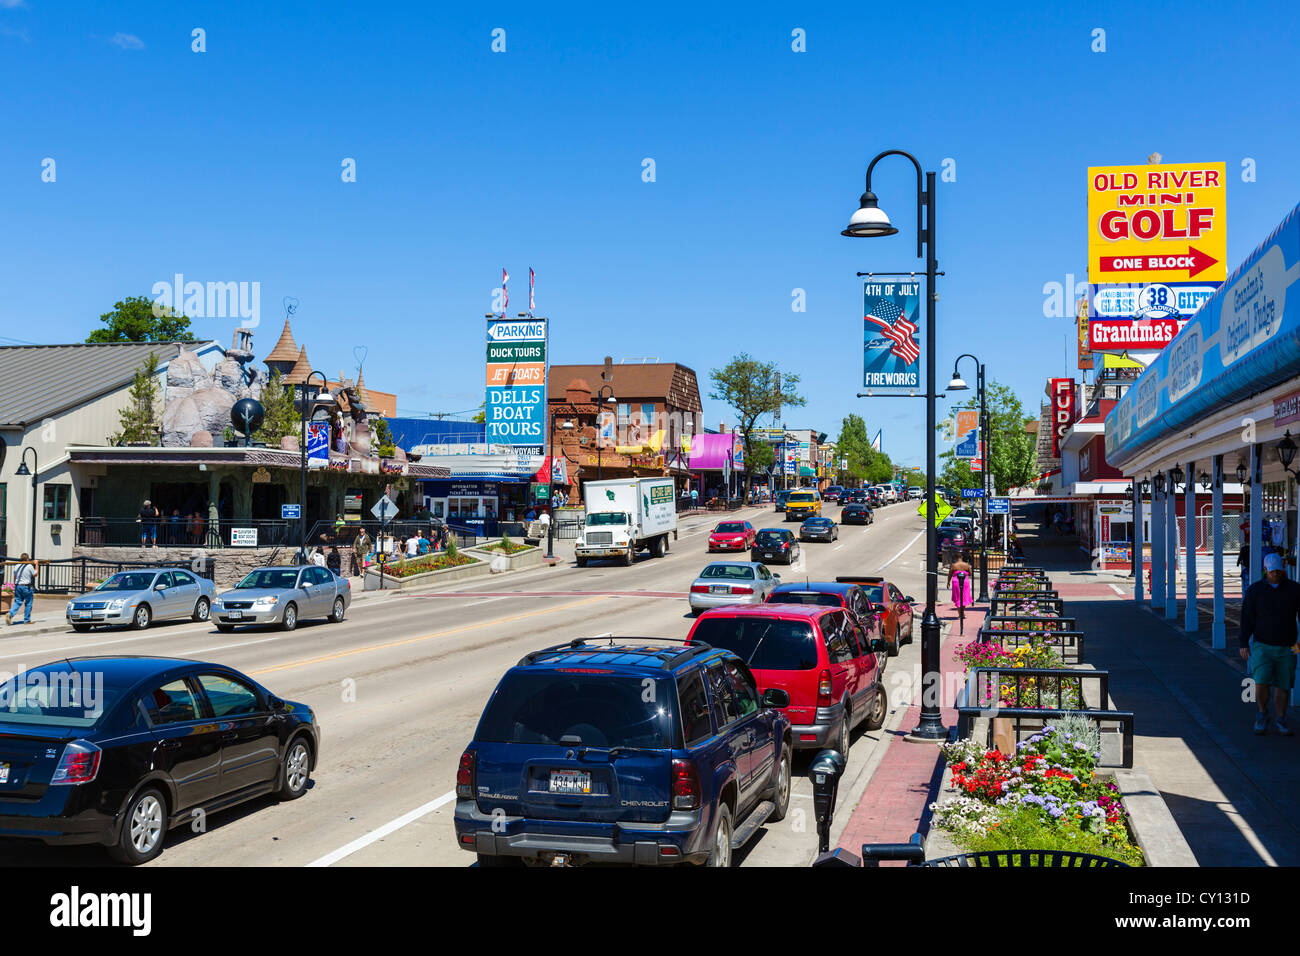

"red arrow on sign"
[1098,246,1219,278]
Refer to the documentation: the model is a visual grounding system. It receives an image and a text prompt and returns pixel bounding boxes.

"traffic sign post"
[987,497,1010,514]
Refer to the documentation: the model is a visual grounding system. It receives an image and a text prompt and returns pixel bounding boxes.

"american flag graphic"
[865,300,919,365]
[502,268,509,313]
[529,267,535,313]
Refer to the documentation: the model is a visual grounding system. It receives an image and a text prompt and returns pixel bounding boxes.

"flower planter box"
[363,556,488,590]
[465,542,545,573]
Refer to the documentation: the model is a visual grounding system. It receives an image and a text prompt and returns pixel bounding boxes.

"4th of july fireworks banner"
[863,278,922,393]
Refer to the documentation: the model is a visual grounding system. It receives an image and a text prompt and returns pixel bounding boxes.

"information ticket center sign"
[486,318,548,454]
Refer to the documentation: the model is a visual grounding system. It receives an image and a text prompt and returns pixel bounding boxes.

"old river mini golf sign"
[862,278,921,394]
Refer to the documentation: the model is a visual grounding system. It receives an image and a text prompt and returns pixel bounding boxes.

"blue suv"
[454,638,793,867]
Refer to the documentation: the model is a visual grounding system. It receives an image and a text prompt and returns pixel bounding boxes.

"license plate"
[77,611,92,619]
[227,611,243,620]
[0,763,8,784]
[763,552,775,559]
[710,585,729,594]
[548,769,591,795]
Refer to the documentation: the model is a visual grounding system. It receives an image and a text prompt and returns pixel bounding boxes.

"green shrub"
[958,805,1144,867]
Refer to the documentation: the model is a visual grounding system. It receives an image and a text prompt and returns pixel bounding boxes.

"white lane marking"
[0,626,211,662]
[465,596,509,607]
[1110,584,1125,595]
[307,791,458,867]
[183,635,284,656]
[879,530,925,571]
[833,545,844,551]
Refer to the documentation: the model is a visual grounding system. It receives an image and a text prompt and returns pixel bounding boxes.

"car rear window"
[690,618,817,670]
[715,523,745,533]
[0,664,124,728]
[858,584,885,603]
[755,531,787,544]
[769,591,843,609]
[475,672,673,748]
[701,564,755,579]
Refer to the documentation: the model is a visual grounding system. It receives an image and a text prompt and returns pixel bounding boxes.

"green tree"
[254,369,300,445]
[833,413,893,485]
[372,417,396,457]
[745,441,775,479]
[710,354,805,499]
[110,353,162,444]
[87,295,196,343]
[938,380,1037,494]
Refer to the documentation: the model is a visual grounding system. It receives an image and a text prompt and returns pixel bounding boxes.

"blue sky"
[3,0,1299,468]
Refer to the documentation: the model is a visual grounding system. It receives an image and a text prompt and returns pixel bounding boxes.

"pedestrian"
[169,508,181,545]
[190,510,205,545]
[525,505,537,522]
[327,546,342,574]
[353,528,371,574]
[417,531,430,555]
[406,533,420,558]
[948,552,973,634]
[137,499,159,548]
[1240,552,1300,735]
[6,554,36,626]
[690,488,698,510]
[311,547,327,568]
[538,507,551,531]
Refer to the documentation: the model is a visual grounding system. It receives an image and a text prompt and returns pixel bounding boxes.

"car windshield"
[586,512,628,526]
[475,672,673,748]
[700,564,755,580]
[690,618,817,670]
[859,584,885,603]
[236,569,301,590]
[755,531,787,544]
[768,591,842,608]
[95,572,156,591]
[788,493,816,503]
[0,663,124,728]
[715,523,746,533]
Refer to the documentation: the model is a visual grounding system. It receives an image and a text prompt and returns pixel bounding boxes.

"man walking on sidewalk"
[1239,552,1300,735]
[7,554,37,625]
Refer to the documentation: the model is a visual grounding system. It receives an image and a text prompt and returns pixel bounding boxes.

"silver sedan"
[688,561,780,616]
[66,568,218,632]
[213,565,352,632]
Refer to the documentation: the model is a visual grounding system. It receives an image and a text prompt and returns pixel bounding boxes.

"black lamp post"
[948,354,990,603]
[596,383,615,481]
[843,148,945,740]
[1277,431,1298,476]
[14,447,38,559]
[296,371,330,559]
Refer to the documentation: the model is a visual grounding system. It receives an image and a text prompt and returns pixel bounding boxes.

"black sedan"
[841,503,874,525]
[799,517,838,542]
[752,529,801,565]
[0,657,320,864]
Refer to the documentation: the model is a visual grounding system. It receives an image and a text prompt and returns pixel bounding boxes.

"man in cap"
[1240,552,1300,735]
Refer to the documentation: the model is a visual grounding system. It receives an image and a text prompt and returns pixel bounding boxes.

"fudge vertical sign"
[486,317,548,454]
[863,278,922,393]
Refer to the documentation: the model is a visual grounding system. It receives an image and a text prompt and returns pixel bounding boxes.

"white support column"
[1165,469,1178,619]
[1212,455,1226,649]
[1250,443,1263,585]
[1152,484,1166,608]
[1133,481,1145,602]
[1185,459,1198,632]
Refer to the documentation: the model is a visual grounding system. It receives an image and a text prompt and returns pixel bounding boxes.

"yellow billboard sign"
[1088,162,1227,284]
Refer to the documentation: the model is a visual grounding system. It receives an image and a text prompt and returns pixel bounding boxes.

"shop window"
[617,403,631,427]
[43,485,70,521]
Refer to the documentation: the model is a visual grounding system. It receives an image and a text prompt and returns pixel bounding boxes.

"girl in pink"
[948,555,973,633]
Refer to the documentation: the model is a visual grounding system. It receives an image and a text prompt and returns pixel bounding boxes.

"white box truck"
[575,477,678,566]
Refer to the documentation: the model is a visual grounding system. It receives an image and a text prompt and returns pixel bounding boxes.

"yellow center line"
[250,595,612,677]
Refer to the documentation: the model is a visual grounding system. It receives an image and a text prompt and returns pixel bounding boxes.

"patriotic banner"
[870,429,882,452]
[529,267,535,313]
[863,279,922,392]
[502,268,509,314]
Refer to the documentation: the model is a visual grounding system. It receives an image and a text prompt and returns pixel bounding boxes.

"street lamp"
[14,447,37,559]
[1170,463,1185,490]
[843,148,945,741]
[1198,471,1212,491]
[1235,458,1248,486]
[1140,476,1151,497]
[596,384,615,481]
[948,354,990,602]
[296,371,330,560]
[1277,431,1298,477]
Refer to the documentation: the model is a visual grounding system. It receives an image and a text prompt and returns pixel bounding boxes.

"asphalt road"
[0,497,937,868]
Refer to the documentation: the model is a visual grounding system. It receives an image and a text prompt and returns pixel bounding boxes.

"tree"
[372,417,396,457]
[254,369,300,445]
[833,413,894,485]
[710,354,805,499]
[472,402,486,425]
[938,380,1037,494]
[746,442,775,479]
[110,353,162,444]
[87,295,196,343]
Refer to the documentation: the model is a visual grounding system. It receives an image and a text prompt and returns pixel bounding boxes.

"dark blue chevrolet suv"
[455,638,793,867]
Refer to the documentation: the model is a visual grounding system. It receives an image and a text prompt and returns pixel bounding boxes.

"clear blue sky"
[3,1,1299,468]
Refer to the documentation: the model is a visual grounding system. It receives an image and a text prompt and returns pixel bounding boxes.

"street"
[0,498,931,868]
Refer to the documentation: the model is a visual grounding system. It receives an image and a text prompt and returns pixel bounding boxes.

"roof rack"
[517,636,713,668]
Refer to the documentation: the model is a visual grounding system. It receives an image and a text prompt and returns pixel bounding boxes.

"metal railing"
[955,666,1133,768]
[76,517,298,549]
[980,627,1086,664]
[989,595,1064,616]
[2,555,216,595]
[982,614,1077,632]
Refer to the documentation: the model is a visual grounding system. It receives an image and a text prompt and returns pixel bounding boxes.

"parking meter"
[809,748,846,854]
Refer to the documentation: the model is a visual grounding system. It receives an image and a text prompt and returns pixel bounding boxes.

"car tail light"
[690,584,709,594]
[456,750,475,799]
[731,586,753,595]
[50,740,101,786]
[816,669,833,708]
[780,541,790,550]
[671,759,701,810]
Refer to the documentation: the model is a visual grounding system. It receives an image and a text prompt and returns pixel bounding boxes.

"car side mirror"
[870,638,889,654]
[761,688,790,709]
[773,574,781,581]
[269,695,285,711]
[155,583,166,591]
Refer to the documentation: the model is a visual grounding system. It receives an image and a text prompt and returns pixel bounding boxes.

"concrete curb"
[1114,769,1199,867]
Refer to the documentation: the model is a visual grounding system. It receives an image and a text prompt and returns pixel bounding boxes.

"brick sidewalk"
[834,602,987,860]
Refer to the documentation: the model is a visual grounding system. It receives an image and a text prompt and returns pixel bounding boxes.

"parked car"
[835,575,915,654]
[0,656,319,864]
[908,487,923,500]
[941,516,978,546]
[752,528,801,565]
[774,489,791,513]
[688,561,780,615]
[454,639,793,866]
[822,486,844,504]
[799,516,838,543]
[212,566,351,632]
[840,502,874,525]
[784,490,822,522]
[65,568,217,632]
[865,488,882,507]
[687,604,888,753]
[937,525,967,553]
[707,520,756,553]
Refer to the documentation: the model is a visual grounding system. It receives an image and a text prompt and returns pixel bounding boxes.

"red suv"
[686,604,888,754]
